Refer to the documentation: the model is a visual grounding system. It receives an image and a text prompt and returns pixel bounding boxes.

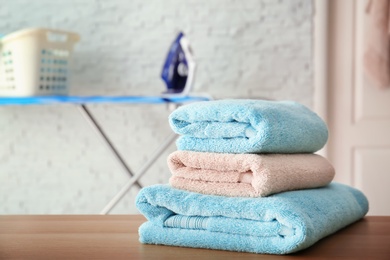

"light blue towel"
[169,99,328,153]
[136,183,368,254]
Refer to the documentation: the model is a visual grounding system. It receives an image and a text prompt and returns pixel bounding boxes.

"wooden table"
[0,215,389,259]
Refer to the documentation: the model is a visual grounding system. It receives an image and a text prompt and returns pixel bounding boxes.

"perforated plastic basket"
[0,28,80,96]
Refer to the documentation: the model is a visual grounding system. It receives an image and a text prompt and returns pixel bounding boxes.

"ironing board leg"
[77,105,142,189]
[100,131,178,215]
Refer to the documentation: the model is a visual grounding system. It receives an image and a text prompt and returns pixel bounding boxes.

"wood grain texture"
[0,215,389,260]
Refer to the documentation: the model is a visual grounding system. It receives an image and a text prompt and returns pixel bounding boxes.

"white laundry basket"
[0,28,80,96]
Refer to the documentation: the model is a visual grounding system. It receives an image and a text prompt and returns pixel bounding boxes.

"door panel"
[327,0,390,215]
[354,148,390,215]
[355,78,390,121]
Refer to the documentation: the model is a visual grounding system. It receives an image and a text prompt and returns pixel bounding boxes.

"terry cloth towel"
[136,183,369,254]
[364,0,390,89]
[168,150,335,197]
[168,99,328,154]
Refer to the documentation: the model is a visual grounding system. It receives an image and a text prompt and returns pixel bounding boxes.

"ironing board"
[0,95,210,214]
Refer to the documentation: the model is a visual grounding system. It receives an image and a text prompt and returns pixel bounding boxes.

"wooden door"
[327,0,390,215]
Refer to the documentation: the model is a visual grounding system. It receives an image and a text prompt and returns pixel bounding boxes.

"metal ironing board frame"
[0,95,210,214]
[79,103,179,214]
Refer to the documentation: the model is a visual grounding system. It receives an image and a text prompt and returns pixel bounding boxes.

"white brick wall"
[0,0,313,214]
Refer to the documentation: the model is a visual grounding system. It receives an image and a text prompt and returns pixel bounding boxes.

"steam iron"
[161,32,196,96]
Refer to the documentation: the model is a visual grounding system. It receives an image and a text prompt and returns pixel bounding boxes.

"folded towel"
[136,183,368,254]
[169,99,328,154]
[168,150,335,197]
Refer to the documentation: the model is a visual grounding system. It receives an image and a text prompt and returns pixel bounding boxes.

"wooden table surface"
[0,215,389,260]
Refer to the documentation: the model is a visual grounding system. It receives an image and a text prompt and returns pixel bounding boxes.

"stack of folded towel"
[136,99,369,254]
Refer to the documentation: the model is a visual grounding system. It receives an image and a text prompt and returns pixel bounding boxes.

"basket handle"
[0,28,80,45]
[45,29,80,43]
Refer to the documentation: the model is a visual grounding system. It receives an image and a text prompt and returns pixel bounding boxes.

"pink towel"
[364,0,390,89]
[168,151,335,197]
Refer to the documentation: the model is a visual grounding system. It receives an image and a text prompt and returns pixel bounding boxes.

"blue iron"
[161,32,196,96]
